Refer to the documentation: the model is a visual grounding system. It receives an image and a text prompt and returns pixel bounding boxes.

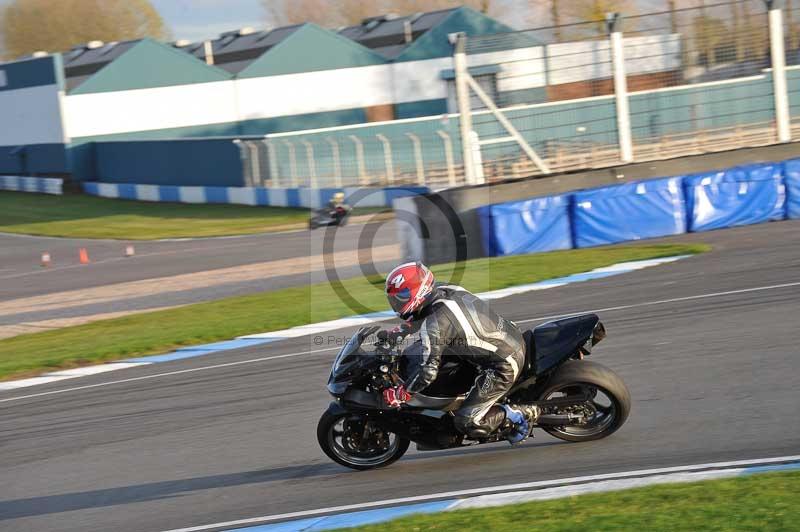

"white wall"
[63,80,238,138]
[61,35,680,140]
[236,63,395,120]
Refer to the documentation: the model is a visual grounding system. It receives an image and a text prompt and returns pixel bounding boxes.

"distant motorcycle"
[318,315,630,470]
[309,206,350,230]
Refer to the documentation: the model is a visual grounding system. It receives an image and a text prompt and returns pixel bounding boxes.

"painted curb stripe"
[0,362,149,390]
[155,456,800,532]
[225,501,455,532]
[0,255,690,392]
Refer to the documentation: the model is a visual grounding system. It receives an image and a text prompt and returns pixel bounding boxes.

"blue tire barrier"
[478,194,572,257]
[573,176,686,248]
[0,175,63,195]
[783,158,800,220]
[82,182,429,208]
[684,163,786,232]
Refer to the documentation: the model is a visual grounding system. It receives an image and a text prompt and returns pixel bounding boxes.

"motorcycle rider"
[382,262,539,444]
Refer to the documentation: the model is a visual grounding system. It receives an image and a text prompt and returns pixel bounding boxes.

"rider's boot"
[501,404,540,445]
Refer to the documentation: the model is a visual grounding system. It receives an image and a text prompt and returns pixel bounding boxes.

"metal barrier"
[236,1,797,190]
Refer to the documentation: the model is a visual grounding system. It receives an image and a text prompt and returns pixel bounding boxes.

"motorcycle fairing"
[525,314,601,376]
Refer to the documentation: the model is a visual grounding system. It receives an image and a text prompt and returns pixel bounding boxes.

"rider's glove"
[386,322,412,345]
[382,385,411,409]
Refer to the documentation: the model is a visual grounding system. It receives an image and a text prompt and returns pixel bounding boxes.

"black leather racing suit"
[403,285,526,438]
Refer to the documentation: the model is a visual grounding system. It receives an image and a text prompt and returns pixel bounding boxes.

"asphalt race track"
[1,220,799,532]
[0,218,397,301]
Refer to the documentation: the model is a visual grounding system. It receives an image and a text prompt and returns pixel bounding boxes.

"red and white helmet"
[385,262,435,320]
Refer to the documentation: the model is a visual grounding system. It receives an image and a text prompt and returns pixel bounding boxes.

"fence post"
[454,33,477,185]
[376,134,395,185]
[325,137,343,188]
[436,130,457,187]
[232,139,251,186]
[264,137,278,188]
[283,140,299,187]
[348,135,368,186]
[405,133,426,185]
[768,1,792,142]
[301,140,318,188]
[607,13,634,163]
[469,130,485,184]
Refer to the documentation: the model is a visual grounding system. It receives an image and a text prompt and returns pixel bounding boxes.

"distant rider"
[382,262,539,444]
[328,192,350,210]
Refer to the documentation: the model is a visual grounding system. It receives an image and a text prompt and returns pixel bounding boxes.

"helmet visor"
[388,287,411,314]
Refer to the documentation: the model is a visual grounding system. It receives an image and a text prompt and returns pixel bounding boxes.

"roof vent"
[238,26,256,36]
[86,40,104,49]
[174,39,192,48]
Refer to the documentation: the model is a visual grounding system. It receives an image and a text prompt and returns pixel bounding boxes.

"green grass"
[0,191,312,239]
[0,243,708,380]
[337,470,800,532]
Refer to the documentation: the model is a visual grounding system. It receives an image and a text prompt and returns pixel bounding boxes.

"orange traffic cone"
[79,248,90,264]
[41,252,51,267]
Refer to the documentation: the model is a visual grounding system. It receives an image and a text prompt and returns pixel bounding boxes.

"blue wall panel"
[94,138,244,187]
[684,163,785,232]
[478,195,572,256]
[0,143,68,174]
[784,159,800,219]
[573,177,686,248]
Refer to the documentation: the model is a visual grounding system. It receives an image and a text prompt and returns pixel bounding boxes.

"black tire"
[317,407,410,470]
[537,360,631,442]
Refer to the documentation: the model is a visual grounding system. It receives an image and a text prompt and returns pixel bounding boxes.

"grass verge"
[0,191,312,239]
[336,470,800,532]
[0,243,708,380]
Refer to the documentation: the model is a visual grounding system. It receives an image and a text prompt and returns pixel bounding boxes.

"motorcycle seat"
[524,314,600,375]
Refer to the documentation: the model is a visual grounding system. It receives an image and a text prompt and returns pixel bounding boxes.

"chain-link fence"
[237,1,797,190]
[463,0,793,179]
[786,0,800,134]
[236,116,467,189]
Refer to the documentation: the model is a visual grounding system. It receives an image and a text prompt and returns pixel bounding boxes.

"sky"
[152,0,265,41]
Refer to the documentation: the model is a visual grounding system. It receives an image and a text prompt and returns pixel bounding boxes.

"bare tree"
[261,0,506,29]
[560,0,638,38]
[551,0,562,41]
[691,12,728,66]
[1,0,169,61]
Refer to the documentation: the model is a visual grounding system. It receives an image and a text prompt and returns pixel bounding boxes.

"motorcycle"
[309,205,350,230]
[317,314,630,470]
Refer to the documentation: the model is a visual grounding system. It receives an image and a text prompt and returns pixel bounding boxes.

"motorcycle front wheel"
[317,407,410,470]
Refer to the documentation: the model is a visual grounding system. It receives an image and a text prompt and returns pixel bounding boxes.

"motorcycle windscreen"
[328,336,363,394]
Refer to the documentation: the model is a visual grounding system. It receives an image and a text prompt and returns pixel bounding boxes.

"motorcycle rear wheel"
[537,360,631,442]
[317,407,410,470]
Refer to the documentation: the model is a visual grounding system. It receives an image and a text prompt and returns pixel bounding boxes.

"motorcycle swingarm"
[528,392,591,409]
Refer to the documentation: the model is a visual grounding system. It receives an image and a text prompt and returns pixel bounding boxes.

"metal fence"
[237,0,798,190]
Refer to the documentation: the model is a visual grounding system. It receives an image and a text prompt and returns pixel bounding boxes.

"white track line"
[0,347,338,404]
[516,280,800,325]
[157,455,800,532]
[1,280,797,404]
